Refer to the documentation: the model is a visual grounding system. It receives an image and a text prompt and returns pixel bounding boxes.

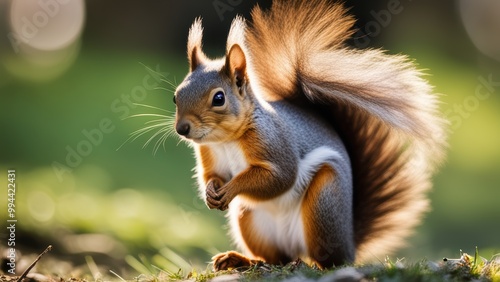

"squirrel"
[172,0,447,271]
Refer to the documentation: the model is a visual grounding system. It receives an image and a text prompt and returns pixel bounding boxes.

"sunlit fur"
[244,0,448,261]
[176,0,448,267]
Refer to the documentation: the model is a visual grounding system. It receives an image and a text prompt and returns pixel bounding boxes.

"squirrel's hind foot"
[212,251,261,271]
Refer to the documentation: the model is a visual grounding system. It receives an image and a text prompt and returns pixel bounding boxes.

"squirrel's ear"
[189,47,206,72]
[225,44,247,89]
[187,18,207,72]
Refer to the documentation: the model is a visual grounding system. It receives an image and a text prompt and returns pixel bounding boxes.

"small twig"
[17,245,52,282]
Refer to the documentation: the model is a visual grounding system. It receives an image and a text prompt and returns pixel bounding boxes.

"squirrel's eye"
[212,91,225,107]
[173,95,176,105]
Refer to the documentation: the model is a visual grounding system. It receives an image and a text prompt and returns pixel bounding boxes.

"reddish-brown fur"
[301,165,339,266]
[199,145,218,183]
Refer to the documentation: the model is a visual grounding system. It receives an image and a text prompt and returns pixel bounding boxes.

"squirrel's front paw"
[206,179,230,211]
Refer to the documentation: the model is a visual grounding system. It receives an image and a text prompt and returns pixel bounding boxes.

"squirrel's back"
[242,0,447,261]
[268,100,350,162]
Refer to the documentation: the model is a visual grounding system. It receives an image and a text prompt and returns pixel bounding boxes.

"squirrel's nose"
[176,122,190,136]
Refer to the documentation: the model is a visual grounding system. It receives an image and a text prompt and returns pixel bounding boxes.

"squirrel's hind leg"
[213,209,293,271]
[301,164,355,268]
[214,203,295,271]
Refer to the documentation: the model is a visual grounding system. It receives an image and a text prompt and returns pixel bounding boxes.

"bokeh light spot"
[28,190,55,222]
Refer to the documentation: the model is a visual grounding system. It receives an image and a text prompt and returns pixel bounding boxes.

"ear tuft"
[187,18,207,72]
[226,16,246,54]
[225,44,247,89]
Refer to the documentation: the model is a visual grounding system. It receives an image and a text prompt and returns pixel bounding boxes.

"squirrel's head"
[173,18,253,144]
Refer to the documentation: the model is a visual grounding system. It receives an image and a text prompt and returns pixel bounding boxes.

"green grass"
[3,254,499,282]
[116,248,500,282]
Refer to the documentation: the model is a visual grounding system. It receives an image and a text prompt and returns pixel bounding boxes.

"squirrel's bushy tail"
[242,0,447,261]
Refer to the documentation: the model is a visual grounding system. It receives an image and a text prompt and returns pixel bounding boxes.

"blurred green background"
[1,0,499,275]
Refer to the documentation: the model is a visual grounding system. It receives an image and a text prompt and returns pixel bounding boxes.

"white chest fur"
[210,141,249,179]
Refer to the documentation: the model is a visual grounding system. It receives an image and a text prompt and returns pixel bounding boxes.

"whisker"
[116,120,172,152]
[125,113,170,119]
[144,119,171,125]
[165,82,177,92]
[160,132,170,153]
[123,123,166,144]
[144,127,171,150]
[132,103,173,113]
[141,63,178,87]
[176,138,184,146]
[125,128,157,145]
[153,130,170,155]
[161,126,178,152]
[116,63,178,153]
[161,80,177,90]
[155,121,176,145]
[139,62,178,91]
[139,63,169,79]
[154,86,175,93]
[131,124,168,138]
[116,128,153,151]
